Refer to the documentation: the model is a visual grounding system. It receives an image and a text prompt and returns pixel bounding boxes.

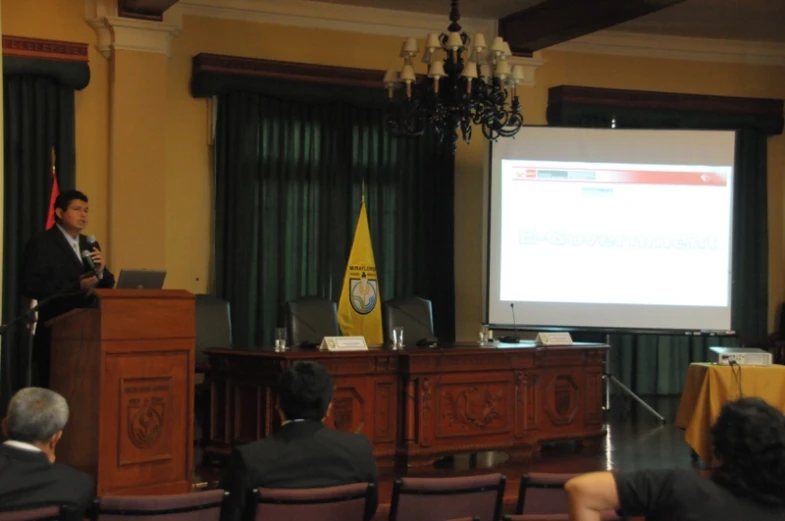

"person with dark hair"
[0,387,93,518]
[21,189,115,387]
[564,397,785,521]
[220,361,378,521]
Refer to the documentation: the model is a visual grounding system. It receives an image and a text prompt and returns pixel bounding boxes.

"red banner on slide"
[510,167,728,187]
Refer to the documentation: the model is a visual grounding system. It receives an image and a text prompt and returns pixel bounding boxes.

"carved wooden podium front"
[48,289,195,496]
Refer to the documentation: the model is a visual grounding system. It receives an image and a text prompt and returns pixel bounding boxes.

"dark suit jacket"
[21,227,115,324]
[220,420,379,521]
[0,444,94,518]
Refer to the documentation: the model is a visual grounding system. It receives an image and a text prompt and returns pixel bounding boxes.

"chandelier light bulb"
[400,64,416,83]
[401,37,419,57]
[445,31,463,51]
[426,33,442,52]
[495,60,511,80]
[473,33,487,52]
[489,36,505,55]
[511,65,525,83]
[502,41,513,59]
[461,61,478,79]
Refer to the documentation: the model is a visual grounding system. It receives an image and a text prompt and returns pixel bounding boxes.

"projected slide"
[499,160,731,306]
[487,126,736,331]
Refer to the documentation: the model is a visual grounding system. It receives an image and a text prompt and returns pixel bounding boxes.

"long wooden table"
[204,342,607,468]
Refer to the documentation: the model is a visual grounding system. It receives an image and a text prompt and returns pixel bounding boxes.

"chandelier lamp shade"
[382,0,525,148]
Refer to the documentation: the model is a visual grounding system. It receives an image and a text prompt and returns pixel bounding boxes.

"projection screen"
[487,126,736,332]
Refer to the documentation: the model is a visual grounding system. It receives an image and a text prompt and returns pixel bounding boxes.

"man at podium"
[21,190,115,387]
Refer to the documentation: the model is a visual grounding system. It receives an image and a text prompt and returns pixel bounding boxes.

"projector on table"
[708,347,772,366]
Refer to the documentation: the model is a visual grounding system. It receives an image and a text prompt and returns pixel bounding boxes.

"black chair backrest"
[250,483,373,521]
[389,474,506,521]
[90,490,228,521]
[285,297,340,346]
[195,294,233,368]
[383,296,435,345]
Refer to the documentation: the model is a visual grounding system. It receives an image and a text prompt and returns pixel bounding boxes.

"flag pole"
[361,178,365,205]
[51,147,56,177]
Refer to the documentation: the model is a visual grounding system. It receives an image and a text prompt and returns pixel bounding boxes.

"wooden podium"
[48,289,195,496]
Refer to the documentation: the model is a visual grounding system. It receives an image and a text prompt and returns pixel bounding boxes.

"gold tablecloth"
[675,362,785,466]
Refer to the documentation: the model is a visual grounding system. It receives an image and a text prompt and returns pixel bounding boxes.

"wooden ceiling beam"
[118,0,180,21]
[499,0,686,55]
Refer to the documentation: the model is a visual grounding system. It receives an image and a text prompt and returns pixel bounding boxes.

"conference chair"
[249,483,375,521]
[516,473,580,515]
[194,294,233,370]
[194,294,232,449]
[389,474,506,521]
[516,473,623,520]
[89,489,228,521]
[285,296,340,347]
[383,296,435,346]
[0,506,65,521]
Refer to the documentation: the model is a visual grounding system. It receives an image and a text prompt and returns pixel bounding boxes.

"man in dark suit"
[21,189,115,387]
[0,387,94,517]
[221,361,379,521]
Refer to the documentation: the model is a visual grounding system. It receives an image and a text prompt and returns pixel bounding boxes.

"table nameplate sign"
[320,336,368,352]
[535,332,574,346]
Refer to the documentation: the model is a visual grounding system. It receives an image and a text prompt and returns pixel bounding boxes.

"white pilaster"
[85,0,183,59]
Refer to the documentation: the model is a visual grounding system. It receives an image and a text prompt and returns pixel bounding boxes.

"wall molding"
[179,0,497,41]
[2,35,88,62]
[549,85,784,116]
[85,0,183,58]
[553,31,785,67]
[193,52,383,89]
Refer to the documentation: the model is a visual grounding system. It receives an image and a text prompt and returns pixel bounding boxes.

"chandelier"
[382,0,525,148]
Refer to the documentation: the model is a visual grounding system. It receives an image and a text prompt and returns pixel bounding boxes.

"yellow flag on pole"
[338,200,383,346]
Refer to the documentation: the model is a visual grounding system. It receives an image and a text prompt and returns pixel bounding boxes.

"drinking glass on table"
[392,326,404,349]
[275,327,287,352]
[479,324,490,345]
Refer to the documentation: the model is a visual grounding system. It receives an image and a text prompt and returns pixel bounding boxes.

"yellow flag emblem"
[338,201,383,346]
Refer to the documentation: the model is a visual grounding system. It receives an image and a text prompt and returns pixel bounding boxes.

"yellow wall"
[2,0,784,340]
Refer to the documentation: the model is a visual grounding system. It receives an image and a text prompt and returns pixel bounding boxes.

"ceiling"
[305,0,785,43]
[610,0,785,43]
[307,0,542,19]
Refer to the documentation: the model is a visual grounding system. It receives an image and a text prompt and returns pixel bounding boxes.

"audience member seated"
[0,388,93,517]
[565,397,785,521]
[220,361,378,521]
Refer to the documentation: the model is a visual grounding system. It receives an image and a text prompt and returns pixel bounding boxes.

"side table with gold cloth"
[675,362,785,466]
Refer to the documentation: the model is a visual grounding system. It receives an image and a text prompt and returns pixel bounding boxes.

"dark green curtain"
[549,110,770,395]
[214,89,455,348]
[1,76,76,406]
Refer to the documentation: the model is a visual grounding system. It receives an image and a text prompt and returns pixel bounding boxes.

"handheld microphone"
[81,250,98,276]
[499,303,520,344]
